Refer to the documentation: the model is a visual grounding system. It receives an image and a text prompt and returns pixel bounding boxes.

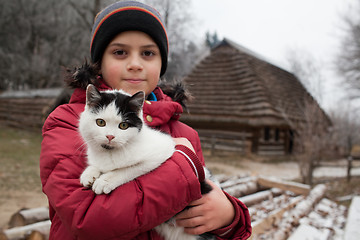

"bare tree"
[282,51,333,184]
[295,99,332,184]
[275,93,331,185]
[336,1,360,99]
[286,49,324,105]
[0,0,114,90]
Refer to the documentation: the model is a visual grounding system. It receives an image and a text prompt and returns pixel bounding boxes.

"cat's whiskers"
[74,137,90,156]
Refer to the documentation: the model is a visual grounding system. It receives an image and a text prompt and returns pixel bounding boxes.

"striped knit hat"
[90,1,169,76]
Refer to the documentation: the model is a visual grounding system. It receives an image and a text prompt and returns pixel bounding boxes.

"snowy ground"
[208,158,360,239]
[314,166,360,178]
[344,196,360,240]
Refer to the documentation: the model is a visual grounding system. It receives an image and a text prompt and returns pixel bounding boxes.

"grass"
[0,126,43,191]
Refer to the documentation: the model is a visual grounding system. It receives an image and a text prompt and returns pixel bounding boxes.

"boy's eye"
[96,119,106,127]
[114,50,126,56]
[119,122,129,130]
[142,50,155,57]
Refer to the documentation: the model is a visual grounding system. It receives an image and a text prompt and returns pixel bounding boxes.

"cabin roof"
[182,38,330,127]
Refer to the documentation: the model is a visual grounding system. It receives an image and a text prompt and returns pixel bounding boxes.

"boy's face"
[100,31,162,96]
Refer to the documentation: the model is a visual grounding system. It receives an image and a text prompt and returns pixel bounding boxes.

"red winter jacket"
[40,83,251,240]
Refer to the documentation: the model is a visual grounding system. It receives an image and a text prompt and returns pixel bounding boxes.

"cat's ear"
[129,91,145,110]
[86,84,101,107]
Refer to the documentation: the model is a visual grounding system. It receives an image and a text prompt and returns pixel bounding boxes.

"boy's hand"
[175,180,235,235]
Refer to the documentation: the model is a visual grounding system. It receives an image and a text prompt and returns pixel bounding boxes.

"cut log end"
[26,231,46,240]
[0,232,9,240]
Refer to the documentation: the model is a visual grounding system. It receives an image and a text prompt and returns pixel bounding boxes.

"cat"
[79,84,175,194]
[78,83,213,240]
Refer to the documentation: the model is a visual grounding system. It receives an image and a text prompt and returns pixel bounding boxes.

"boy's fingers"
[187,198,204,207]
[176,216,210,235]
[176,215,203,228]
[176,206,202,220]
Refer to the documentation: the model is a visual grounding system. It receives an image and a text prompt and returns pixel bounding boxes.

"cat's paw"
[92,177,115,194]
[80,167,101,188]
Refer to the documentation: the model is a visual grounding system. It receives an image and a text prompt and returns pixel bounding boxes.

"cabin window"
[264,127,270,141]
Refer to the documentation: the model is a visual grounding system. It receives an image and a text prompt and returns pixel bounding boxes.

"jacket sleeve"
[40,104,203,240]
[211,192,252,239]
[172,124,252,239]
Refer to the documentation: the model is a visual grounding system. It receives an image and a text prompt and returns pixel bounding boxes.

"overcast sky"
[191,0,358,112]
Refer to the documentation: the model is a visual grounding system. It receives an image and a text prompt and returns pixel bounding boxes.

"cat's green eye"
[96,119,106,127]
[119,122,129,130]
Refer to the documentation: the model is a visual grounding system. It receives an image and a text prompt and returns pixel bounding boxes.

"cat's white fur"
[78,86,199,240]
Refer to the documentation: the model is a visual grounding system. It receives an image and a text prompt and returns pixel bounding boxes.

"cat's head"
[79,84,145,151]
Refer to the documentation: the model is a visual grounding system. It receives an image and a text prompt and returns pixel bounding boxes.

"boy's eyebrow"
[141,44,158,48]
[108,43,158,48]
[108,43,127,48]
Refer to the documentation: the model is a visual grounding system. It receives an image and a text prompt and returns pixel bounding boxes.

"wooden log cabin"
[181,38,330,156]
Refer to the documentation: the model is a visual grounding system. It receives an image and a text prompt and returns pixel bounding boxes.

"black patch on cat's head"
[114,91,145,131]
[86,85,145,131]
[126,91,145,113]
[86,84,117,113]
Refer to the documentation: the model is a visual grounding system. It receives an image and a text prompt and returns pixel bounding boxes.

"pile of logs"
[0,207,50,240]
[0,175,352,240]
[215,175,347,240]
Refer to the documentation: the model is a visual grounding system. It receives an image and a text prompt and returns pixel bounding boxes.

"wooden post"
[347,155,353,182]
[211,135,216,156]
[251,128,260,154]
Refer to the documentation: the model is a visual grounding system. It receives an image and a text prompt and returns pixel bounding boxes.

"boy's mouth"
[124,78,144,84]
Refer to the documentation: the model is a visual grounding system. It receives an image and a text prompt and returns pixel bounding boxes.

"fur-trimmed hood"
[65,62,192,110]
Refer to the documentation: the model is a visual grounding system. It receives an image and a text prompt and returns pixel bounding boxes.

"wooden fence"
[0,88,70,131]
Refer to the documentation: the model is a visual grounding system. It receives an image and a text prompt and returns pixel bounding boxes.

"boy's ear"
[129,91,145,110]
[86,84,101,107]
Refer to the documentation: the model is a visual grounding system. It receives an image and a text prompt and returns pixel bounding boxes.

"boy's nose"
[127,56,143,71]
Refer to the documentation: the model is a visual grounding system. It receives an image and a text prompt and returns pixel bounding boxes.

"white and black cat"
[79,84,176,194]
[77,83,213,240]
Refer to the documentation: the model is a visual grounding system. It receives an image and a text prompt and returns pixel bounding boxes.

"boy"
[40,1,251,239]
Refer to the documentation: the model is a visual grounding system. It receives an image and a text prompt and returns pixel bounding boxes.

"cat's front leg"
[92,167,142,194]
[92,170,121,194]
[80,165,101,188]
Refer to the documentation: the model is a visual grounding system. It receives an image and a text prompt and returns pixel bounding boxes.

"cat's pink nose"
[106,135,115,141]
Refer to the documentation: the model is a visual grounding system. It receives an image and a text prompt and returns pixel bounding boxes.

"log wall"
[196,128,289,156]
[197,129,251,154]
